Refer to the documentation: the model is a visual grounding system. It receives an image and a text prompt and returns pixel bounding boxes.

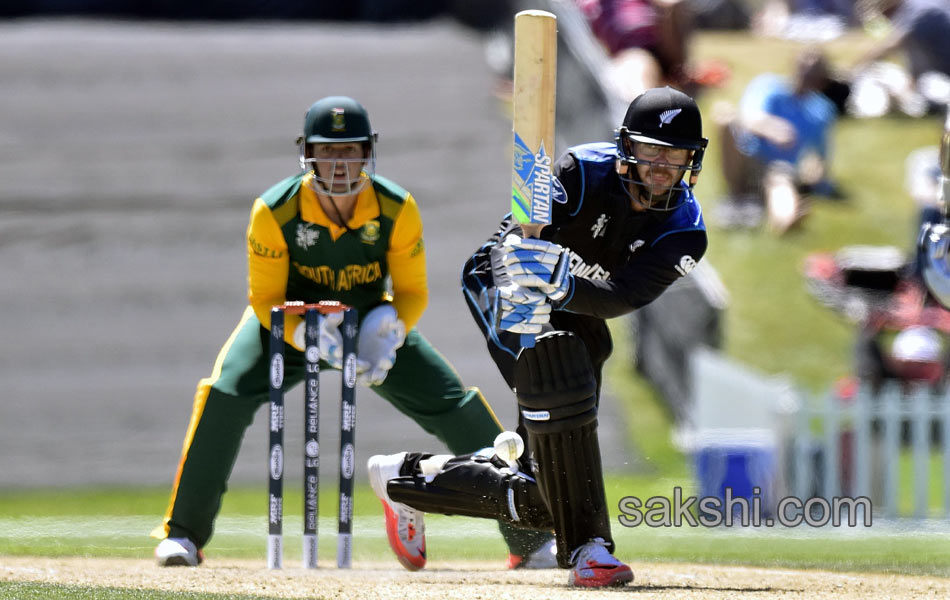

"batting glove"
[494,283,552,334]
[356,304,406,387]
[501,237,572,302]
[294,311,347,370]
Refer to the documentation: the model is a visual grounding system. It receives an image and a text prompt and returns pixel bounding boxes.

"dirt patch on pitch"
[2,557,949,599]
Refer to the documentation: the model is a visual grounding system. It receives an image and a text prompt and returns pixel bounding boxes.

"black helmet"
[620,86,706,150]
[301,96,376,144]
[615,87,708,204]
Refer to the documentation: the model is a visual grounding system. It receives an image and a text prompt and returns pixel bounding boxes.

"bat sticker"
[512,132,553,226]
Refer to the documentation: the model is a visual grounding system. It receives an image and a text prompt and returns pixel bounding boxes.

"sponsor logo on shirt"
[552,175,568,204]
[249,234,285,258]
[567,249,610,281]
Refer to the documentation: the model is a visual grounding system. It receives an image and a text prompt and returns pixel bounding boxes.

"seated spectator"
[576,0,729,101]
[847,0,950,117]
[713,47,840,233]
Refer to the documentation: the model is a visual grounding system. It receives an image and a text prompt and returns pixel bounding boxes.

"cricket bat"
[511,9,557,347]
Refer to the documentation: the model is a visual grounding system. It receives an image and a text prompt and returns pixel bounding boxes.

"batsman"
[368,85,710,588]
[151,96,553,568]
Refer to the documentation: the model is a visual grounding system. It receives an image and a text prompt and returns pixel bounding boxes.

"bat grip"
[517,223,546,349]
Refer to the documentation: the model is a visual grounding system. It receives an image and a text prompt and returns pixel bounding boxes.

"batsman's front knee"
[515,331,598,435]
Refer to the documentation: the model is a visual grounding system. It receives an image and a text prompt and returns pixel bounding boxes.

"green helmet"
[301,96,376,144]
[298,96,377,198]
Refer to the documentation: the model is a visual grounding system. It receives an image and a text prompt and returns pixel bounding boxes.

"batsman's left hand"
[356,303,406,386]
[501,237,572,302]
[494,283,551,334]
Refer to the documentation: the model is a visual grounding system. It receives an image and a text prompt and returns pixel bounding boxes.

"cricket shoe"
[368,452,427,571]
[155,537,203,567]
[567,537,633,588]
[506,538,558,569]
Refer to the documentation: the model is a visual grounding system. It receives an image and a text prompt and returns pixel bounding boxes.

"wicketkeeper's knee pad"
[514,331,613,567]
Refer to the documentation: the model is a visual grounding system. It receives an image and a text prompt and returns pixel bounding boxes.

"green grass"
[897,451,950,517]
[2,482,949,577]
[0,582,275,600]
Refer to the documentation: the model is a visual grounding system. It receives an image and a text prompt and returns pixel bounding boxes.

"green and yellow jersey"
[246,171,428,349]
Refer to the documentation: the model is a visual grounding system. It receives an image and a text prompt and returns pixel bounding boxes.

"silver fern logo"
[658,109,682,128]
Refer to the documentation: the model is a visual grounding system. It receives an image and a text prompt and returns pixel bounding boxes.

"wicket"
[267,300,359,570]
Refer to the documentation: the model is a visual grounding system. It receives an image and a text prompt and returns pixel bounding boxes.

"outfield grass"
[0,582,274,600]
[2,481,949,577]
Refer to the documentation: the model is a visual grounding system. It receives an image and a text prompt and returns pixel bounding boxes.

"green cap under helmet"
[302,96,376,144]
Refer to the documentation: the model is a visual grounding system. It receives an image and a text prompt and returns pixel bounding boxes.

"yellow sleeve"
[387,193,428,330]
[247,198,302,347]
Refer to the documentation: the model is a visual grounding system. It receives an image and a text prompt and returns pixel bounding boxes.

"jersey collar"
[299,172,379,240]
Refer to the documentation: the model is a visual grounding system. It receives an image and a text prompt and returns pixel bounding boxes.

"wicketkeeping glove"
[494,283,552,334]
[501,236,572,302]
[293,311,349,370]
[356,303,407,386]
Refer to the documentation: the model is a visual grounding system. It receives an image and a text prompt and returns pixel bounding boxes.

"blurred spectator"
[847,0,950,117]
[687,0,750,30]
[754,0,857,42]
[576,0,730,101]
[713,48,840,233]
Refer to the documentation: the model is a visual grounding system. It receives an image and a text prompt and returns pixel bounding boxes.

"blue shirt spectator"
[734,73,837,166]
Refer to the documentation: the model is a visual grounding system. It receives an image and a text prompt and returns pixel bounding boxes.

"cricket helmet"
[301,96,377,145]
[298,96,378,197]
[615,87,708,210]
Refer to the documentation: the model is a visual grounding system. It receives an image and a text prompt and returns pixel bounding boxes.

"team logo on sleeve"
[296,223,320,249]
[674,255,697,276]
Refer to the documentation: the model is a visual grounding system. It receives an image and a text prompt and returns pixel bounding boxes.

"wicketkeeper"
[151,96,553,568]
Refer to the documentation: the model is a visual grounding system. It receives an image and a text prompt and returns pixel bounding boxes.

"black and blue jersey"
[462,142,708,386]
